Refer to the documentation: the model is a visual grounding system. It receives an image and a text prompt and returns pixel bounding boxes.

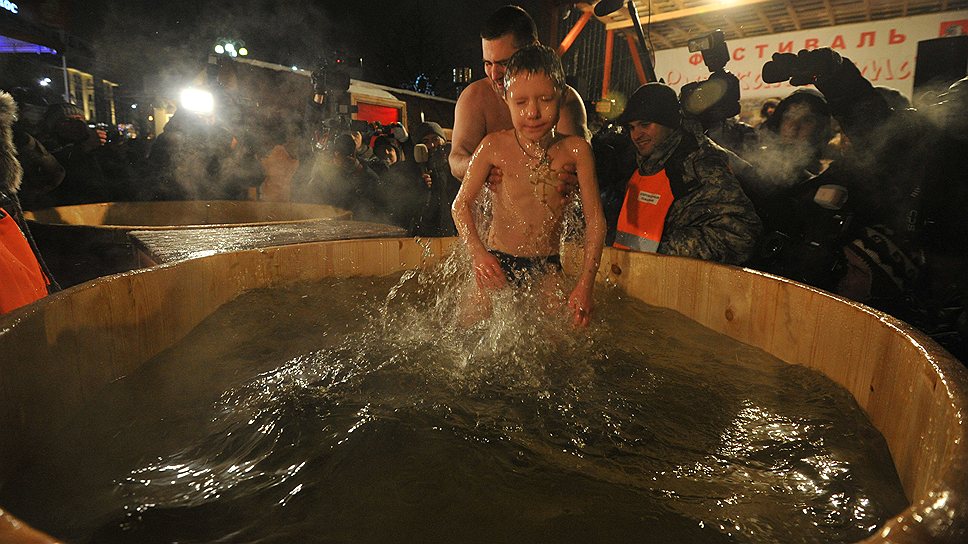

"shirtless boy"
[451,44,606,327]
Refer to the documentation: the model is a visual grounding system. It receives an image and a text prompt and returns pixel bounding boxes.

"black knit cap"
[616,83,682,128]
[411,121,446,144]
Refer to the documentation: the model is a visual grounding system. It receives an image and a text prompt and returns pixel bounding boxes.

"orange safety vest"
[0,208,48,314]
[613,168,675,252]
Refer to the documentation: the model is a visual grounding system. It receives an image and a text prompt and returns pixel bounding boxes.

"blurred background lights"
[180,88,215,114]
[213,39,248,58]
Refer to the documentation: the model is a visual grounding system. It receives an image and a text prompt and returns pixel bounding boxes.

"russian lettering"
[857,31,876,47]
[888,29,906,45]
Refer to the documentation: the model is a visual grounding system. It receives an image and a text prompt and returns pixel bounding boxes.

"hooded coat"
[0,91,55,313]
[625,127,762,265]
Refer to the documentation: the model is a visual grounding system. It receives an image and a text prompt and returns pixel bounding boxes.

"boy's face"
[504,70,562,141]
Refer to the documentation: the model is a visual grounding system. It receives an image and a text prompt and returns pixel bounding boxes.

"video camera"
[311,51,356,128]
[679,30,741,128]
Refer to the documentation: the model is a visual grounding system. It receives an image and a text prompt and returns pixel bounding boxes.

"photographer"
[611,83,760,265]
[306,133,382,220]
[380,121,459,236]
[762,48,968,359]
[33,102,109,207]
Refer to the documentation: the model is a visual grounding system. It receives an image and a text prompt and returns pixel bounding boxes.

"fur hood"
[1,90,24,194]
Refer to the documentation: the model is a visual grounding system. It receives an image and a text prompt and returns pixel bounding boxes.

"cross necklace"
[514,129,553,173]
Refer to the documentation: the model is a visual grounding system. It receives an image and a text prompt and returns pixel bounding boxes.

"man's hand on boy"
[485,166,504,189]
[567,282,594,328]
[473,251,507,290]
[557,164,578,196]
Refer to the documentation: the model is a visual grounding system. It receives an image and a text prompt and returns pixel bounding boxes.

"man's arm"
[449,84,489,181]
[557,86,590,142]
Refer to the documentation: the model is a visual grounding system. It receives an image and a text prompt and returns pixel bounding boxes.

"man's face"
[627,120,673,157]
[421,134,445,151]
[505,70,561,142]
[482,34,519,93]
[349,130,364,151]
[376,145,398,165]
[778,103,821,145]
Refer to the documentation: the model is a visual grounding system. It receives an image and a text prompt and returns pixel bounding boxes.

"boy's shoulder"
[482,128,516,144]
[551,133,591,153]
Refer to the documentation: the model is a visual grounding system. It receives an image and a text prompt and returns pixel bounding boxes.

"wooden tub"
[0,240,965,542]
[22,200,352,287]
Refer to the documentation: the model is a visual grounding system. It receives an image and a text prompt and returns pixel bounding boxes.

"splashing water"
[0,259,907,544]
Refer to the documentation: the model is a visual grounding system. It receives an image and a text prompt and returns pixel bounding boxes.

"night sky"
[70,0,548,99]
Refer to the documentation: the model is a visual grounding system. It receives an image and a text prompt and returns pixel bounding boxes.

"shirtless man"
[448,5,588,183]
[451,44,605,328]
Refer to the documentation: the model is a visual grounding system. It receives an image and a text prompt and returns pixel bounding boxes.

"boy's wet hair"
[503,44,565,97]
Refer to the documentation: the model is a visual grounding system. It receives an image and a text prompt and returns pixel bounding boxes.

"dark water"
[2,269,907,543]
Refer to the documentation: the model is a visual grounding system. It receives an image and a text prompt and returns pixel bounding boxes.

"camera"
[310,51,360,151]
[679,29,741,127]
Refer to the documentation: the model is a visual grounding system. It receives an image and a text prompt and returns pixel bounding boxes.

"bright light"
[291,65,298,71]
[214,44,225,54]
[131,103,138,109]
[38,77,52,86]
[179,88,215,115]
[238,47,248,56]
[225,42,236,53]
[229,50,238,58]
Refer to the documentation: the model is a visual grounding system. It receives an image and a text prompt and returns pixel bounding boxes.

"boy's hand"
[472,250,507,290]
[557,164,578,196]
[567,282,594,328]
[485,166,503,189]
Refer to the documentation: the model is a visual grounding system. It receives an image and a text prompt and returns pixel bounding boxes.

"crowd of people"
[1,5,966,360]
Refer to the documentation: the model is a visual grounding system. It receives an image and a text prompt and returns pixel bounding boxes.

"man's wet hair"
[481,5,538,48]
[503,44,565,97]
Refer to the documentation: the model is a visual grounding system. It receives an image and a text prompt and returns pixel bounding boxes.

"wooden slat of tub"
[129,220,408,265]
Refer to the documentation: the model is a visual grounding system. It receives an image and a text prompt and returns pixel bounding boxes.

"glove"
[762,48,842,86]
[790,48,842,86]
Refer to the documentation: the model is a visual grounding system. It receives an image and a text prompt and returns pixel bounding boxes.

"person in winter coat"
[611,83,761,265]
[0,90,57,313]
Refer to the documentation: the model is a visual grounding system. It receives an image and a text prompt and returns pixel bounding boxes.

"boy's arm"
[451,135,505,289]
[568,138,607,327]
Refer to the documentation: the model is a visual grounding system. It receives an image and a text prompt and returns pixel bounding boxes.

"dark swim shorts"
[488,249,562,285]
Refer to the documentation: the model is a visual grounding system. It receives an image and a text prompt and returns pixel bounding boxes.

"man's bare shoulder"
[457,79,496,104]
[563,84,584,105]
